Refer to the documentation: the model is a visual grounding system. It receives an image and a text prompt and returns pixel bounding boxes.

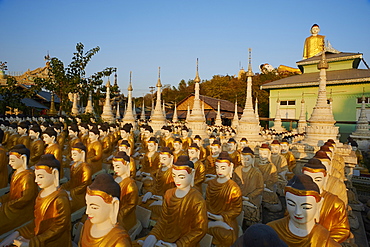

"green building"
[261,52,370,142]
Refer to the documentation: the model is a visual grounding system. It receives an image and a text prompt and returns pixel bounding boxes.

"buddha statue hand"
[66,191,72,201]
[140,235,157,247]
[242,196,250,201]
[13,236,30,247]
[264,187,273,193]
[207,212,223,221]
[151,195,163,201]
[208,221,233,230]
[155,240,177,247]
[0,231,19,247]
[243,200,257,208]
[142,192,153,203]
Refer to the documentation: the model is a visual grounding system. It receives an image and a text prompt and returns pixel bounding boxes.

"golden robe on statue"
[303,34,325,59]
[0,145,9,189]
[150,188,208,247]
[204,155,217,176]
[117,177,139,233]
[255,160,280,204]
[29,139,45,167]
[206,179,242,247]
[326,175,348,206]
[44,143,63,177]
[87,140,103,174]
[60,162,92,212]
[18,189,71,247]
[194,160,206,193]
[267,216,340,247]
[79,219,131,247]
[0,169,38,235]
[320,191,350,243]
[140,151,160,174]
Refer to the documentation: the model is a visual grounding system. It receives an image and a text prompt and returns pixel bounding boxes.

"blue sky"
[1,0,369,97]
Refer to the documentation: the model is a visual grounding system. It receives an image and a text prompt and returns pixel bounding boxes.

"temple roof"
[261,68,370,90]
[296,52,363,66]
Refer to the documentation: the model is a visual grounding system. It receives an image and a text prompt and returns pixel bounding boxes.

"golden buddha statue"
[254,144,281,211]
[227,138,241,168]
[267,174,341,247]
[303,24,325,59]
[60,142,92,212]
[116,140,137,177]
[28,125,45,167]
[78,123,90,147]
[98,124,112,162]
[302,158,350,243]
[86,126,103,174]
[138,137,160,175]
[6,124,20,151]
[1,154,72,247]
[204,140,222,180]
[0,145,38,235]
[238,138,248,152]
[17,122,31,150]
[0,129,9,189]
[79,173,132,247]
[112,151,139,234]
[172,138,187,163]
[319,145,344,181]
[188,143,206,193]
[205,135,217,157]
[206,151,242,247]
[54,124,66,150]
[270,140,288,181]
[180,126,192,150]
[119,125,135,156]
[42,127,63,178]
[280,139,296,180]
[232,147,263,226]
[138,155,208,247]
[159,126,174,150]
[325,140,346,177]
[193,135,207,161]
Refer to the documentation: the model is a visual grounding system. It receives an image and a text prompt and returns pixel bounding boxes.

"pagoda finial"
[128,71,133,91]
[318,47,328,70]
[194,58,201,83]
[246,48,254,77]
[106,78,111,87]
[156,67,162,87]
[114,72,118,87]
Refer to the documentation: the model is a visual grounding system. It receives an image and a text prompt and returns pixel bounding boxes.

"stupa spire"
[122,72,135,126]
[172,102,178,123]
[149,66,167,133]
[101,79,114,123]
[215,101,222,126]
[140,100,146,121]
[297,93,307,133]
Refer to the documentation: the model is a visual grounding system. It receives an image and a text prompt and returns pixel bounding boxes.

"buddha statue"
[78,123,90,147]
[159,126,174,150]
[302,158,350,243]
[232,147,263,227]
[205,135,217,157]
[79,173,132,246]
[116,140,136,178]
[206,151,242,247]
[119,125,135,156]
[325,140,346,177]
[54,123,66,151]
[193,135,207,161]
[180,126,192,150]
[86,126,103,174]
[112,151,139,234]
[6,123,20,151]
[267,174,341,247]
[138,137,160,175]
[1,154,72,247]
[319,145,344,181]
[17,122,31,150]
[60,142,92,212]
[140,147,175,220]
[0,144,38,235]
[270,140,288,195]
[280,139,296,179]
[98,124,112,163]
[254,144,281,211]
[138,155,208,247]
[172,138,187,163]
[188,143,206,193]
[0,129,9,189]
[204,140,222,180]
[28,125,45,167]
[139,125,154,154]
[227,138,241,168]
[303,24,325,59]
[43,127,63,178]
[238,138,248,152]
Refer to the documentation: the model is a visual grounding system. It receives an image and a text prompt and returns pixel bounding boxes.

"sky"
[1,0,370,97]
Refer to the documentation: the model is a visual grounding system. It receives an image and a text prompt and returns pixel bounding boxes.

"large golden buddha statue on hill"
[303,24,325,59]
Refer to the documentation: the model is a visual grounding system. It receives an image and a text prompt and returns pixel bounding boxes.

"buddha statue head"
[280,139,289,154]
[17,122,29,136]
[160,147,174,168]
[85,173,120,226]
[113,151,131,179]
[173,138,183,152]
[314,151,332,175]
[285,174,322,236]
[211,140,222,157]
[319,145,333,160]
[181,126,189,138]
[147,137,158,152]
[162,126,172,138]
[71,142,86,163]
[208,135,216,145]
[259,143,271,162]
[172,155,195,190]
[29,125,42,140]
[99,124,108,137]
[326,139,337,151]
[89,126,100,143]
[9,144,30,171]
[239,138,248,149]
[79,123,88,135]
[310,24,320,36]
[35,154,61,189]
[215,151,234,182]
[241,147,255,169]
[68,124,79,138]
[143,125,153,139]
[302,158,327,192]
[270,140,281,156]
[188,143,200,162]
[193,135,203,147]
[42,127,57,145]
[118,140,131,154]
[227,138,237,152]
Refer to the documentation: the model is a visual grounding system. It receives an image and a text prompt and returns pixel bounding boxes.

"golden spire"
[156,67,162,87]
[246,48,254,77]
[128,71,133,91]
[194,58,201,83]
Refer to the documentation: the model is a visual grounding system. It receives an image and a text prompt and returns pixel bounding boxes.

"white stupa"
[350,93,370,151]
[272,94,286,132]
[101,79,114,123]
[85,91,94,114]
[231,100,239,129]
[149,67,167,133]
[172,102,178,123]
[215,101,222,126]
[71,93,79,116]
[297,93,307,133]
[122,72,136,126]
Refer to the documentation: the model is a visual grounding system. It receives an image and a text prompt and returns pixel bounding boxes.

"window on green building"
[357,97,370,104]
[280,100,296,106]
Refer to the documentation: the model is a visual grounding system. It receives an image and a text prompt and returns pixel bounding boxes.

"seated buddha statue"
[204,140,222,180]
[0,129,9,189]
[206,151,242,247]
[1,154,72,247]
[98,124,112,163]
[116,140,136,178]
[172,138,187,163]
[302,158,350,243]
[138,137,160,176]
[270,140,288,181]
[325,140,346,177]
[138,155,208,247]
[112,151,139,234]
[119,124,135,156]
[319,145,344,181]
[303,24,325,59]
[42,127,63,178]
[254,144,281,211]
[0,144,38,235]
[193,135,207,161]
[79,173,132,246]
[86,126,103,174]
[227,138,241,168]
[159,126,174,150]
[188,143,206,193]
[232,147,263,227]
[17,122,31,150]
[238,138,248,152]
[28,125,45,167]
[267,174,341,247]
[280,139,296,180]
[78,123,89,147]
[60,142,92,212]
[180,126,192,151]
